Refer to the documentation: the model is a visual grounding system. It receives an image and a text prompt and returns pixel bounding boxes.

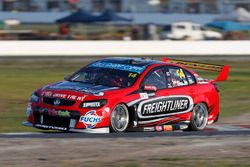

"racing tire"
[110,104,129,133]
[188,103,208,131]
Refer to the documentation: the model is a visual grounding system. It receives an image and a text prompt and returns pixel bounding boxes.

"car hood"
[45,81,120,95]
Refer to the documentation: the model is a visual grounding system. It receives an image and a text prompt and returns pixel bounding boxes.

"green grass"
[197,61,250,117]
[0,60,82,132]
[101,157,250,167]
[0,59,249,132]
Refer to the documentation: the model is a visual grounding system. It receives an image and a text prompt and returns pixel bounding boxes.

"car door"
[165,65,197,98]
[137,66,169,125]
[137,66,194,126]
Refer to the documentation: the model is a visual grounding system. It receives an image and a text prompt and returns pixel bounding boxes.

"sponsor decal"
[42,91,52,97]
[196,77,209,84]
[138,117,174,125]
[41,91,86,101]
[38,108,71,118]
[176,69,185,79]
[155,126,163,132]
[102,107,110,118]
[173,124,189,130]
[139,93,149,99]
[163,125,173,131]
[166,59,223,72]
[143,85,157,92]
[103,107,110,113]
[137,95,194,119]
[82,102,102,108]
[128,73,138,78]
[143,127,155,132]
[35,124,67,131]
[79,110,102,129]
[90,62,145,73]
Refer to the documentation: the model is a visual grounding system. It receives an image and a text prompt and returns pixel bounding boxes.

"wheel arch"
[193,95,210,110]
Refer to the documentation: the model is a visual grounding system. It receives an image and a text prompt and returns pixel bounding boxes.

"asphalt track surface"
[1,125,250,139]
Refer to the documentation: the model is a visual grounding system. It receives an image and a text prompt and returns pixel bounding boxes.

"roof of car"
[98,57,162,67]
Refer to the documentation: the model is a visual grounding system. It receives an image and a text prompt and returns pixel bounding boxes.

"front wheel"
[189,103,208,131]
[110,104,129,133]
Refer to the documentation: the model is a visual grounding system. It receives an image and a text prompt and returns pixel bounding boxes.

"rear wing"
[162,58,230,82]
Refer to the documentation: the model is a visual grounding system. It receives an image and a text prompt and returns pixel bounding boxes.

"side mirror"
[142,84,157,93]
[64,75,71,81]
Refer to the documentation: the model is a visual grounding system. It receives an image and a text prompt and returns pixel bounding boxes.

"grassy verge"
[0,59,249,132]
[94,157,250,167]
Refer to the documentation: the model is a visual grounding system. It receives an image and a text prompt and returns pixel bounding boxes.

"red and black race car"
[23,57,229,133]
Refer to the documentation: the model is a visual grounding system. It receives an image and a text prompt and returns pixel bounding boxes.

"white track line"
[1,132,43,135]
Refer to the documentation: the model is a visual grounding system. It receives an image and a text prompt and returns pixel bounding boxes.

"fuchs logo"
[53,98,61,106]
[80,110,102,129]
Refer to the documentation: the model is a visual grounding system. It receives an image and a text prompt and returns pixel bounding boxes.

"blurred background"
[0,0,250,40]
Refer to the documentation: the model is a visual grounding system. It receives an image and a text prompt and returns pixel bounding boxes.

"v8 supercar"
[23,57,229,133]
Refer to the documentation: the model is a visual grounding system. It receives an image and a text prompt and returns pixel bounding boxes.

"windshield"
[68,62,145,88]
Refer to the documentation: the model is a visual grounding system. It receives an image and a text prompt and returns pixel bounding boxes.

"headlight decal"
[80,99,107,108]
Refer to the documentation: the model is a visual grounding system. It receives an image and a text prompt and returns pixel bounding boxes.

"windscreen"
[69,61,146,88]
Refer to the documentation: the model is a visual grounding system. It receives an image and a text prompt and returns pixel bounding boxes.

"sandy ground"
[0,134,250,167]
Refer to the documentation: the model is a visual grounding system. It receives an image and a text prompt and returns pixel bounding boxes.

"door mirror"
[142,84,157,93]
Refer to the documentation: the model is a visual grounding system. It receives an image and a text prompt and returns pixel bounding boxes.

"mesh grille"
[42,97,76,106]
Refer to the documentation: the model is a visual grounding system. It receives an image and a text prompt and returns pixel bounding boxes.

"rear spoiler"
[162,58,230,82]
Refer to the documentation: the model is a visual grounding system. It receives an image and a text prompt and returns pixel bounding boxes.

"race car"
[23,57,229,133]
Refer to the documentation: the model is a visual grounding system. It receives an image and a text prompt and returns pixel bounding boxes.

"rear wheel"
[189,103,208,131]
[110,104,129,133]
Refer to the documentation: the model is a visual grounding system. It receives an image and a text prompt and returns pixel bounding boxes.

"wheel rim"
[111,104,129,132]
[193,104,208,129]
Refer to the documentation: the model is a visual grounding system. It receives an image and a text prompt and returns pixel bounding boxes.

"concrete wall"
[0,41,249,56]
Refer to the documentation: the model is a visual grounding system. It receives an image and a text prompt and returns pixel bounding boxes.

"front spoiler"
[23,121,189,133]
[22,121,110,133]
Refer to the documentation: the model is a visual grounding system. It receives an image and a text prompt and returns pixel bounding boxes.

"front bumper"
[22,121,110,133]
